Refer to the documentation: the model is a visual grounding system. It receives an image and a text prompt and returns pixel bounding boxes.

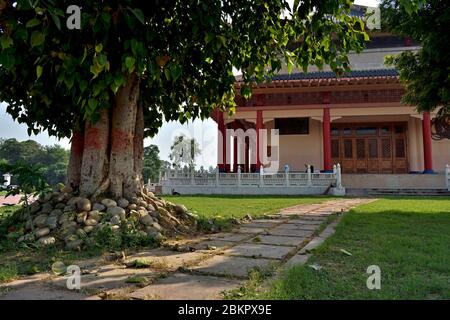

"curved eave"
[235,76,401,94]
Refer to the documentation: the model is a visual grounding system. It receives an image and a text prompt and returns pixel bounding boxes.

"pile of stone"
[16,187,198,250]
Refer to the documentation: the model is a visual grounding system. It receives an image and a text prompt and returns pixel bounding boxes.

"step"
[346,188,450,196]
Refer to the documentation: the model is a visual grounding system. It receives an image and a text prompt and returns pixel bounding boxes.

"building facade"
[212,33,450,190]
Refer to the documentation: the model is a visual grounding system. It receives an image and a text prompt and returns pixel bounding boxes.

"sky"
[0,0,378,169]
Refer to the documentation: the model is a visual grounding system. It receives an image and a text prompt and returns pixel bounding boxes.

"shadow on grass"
[239,199,450,300]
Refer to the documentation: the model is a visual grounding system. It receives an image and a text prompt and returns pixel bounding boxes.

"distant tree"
[0,138,42,164]
[207,166,216,173]
[142,145,162,183]
[169,135,201,169]
[0,139,69,186]
[160,160,171,174]
[40,145,70,185]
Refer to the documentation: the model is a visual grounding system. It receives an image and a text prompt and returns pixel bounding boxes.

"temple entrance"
[331,123,409,173]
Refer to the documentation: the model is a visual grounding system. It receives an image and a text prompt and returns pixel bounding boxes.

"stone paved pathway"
[0,198,374,300]
[0,195,36,207]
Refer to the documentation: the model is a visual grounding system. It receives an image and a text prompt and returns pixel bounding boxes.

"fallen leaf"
[309,264,322,271]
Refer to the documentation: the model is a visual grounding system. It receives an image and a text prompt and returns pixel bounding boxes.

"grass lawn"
[0,190,7,196]
[246,197,450,300]
[163,195,332,229]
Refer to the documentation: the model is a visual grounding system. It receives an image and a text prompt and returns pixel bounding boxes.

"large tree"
[381,0,450,138]
[0,0,367,199]
[142,144,162,183]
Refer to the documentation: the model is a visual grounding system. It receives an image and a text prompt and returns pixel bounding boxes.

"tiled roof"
[270,69,398,81]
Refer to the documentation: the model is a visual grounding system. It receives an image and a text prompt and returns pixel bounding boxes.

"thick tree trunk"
[69,74,144,200]
[109,73,140,199]
[66,129,84,189]
[132,104,145,192]
[79,108,110,197]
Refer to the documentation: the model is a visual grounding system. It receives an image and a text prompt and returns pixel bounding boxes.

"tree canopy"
[0,138,69,185]
[0,0,367,138]
[1,0,368,198]
[382,0,449,116]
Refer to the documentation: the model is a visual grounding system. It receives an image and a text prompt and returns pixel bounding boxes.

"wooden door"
[330,123,408,174]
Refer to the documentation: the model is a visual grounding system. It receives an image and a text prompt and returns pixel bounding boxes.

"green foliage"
[142,145,162,183]
[0,161,51,207]
[92,224,157,251]
[0,0,367,139]
[0,138,69,186]
[381,0,449,114]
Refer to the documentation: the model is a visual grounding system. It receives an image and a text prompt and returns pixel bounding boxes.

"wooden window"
[381,138,392,158]
[380,126,391,135]
[395,126,405,134]
[356,139,366,159]
[344,140,353,158]
[274,118,309,135]
[331,128,339,136]
[368,139,378,158]
[331,140,340,158]
[395,139,405,158]
[343,128,352,135]
[356,127,377,135]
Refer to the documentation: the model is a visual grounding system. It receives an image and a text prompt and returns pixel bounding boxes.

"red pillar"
[216,110,226,172]
[322,93,332,173]
[256,110,263,172]
[422,112,434,173]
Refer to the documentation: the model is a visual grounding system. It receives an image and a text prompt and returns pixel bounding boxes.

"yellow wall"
[229,108,450,173]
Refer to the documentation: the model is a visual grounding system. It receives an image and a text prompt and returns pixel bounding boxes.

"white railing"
[161,164,342,188]
[446,164,450,191]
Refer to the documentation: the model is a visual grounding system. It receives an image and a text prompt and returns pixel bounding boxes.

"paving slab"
[302,213,333,217]
[213,232,253,242]
[51,265,160,293]
[223,243,294,260]
[189,255,276,278]
[189,240,235,251]
[247,235,307,247]
[125,248,210,271]
[268,226,315,237]
[288,216,327,221]
[235,227,268,234]
[299,237,326,253]
[285,254,311,268]
[252,219,287,224]
[0,284,100,300]
[0,273,52,290]
[241,221,282,229]
[284,219,324,225]
[273,223,319,231]
[129,273,240,300]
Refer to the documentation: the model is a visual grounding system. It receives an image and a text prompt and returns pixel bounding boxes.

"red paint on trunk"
[84,127,103,149]
[72,131,85,156]
[111,129,133,153]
